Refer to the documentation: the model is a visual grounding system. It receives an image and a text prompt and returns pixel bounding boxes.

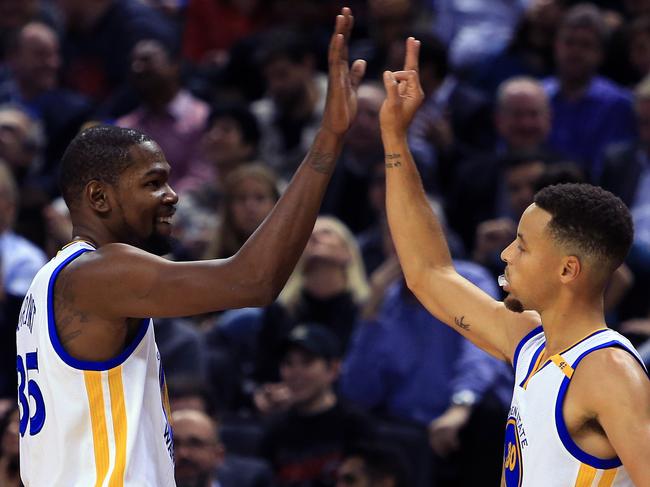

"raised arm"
[380,38,537,362]
[68,8,366,319]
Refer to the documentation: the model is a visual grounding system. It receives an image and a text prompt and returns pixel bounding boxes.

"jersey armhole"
[47,248,151,371]
[553,340,646,469]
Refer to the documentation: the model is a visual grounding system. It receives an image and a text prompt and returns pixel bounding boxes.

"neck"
[559,76,592,100]
[295,389,337,415]
[539,294,606,356]
[143,84,179,113]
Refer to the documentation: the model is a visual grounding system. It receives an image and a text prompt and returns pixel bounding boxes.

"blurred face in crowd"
[10,22,61,98]
[638,98,650,150]
[337,457,371,487]
[130,40,178,97]
[263,56,312,108]
[280,348,339,409]
[630,31,650,78]
[229,176,276,238]
[555,26,602,84]
[346,84,384,157]
[0,108,38,172]
[172,410,224,487]
[505,161,546,218]
[496,82,550,151]
[203,116,254,170]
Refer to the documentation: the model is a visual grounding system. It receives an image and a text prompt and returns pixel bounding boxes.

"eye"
[145,180,162,189]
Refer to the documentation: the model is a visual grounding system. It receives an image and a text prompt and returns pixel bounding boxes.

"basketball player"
[15,8,366,486]
[380,38,650,486]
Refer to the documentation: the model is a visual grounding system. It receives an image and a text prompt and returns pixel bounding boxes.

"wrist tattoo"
[385,153,402,169]
[309,150,335,174]
[454,316,471,331]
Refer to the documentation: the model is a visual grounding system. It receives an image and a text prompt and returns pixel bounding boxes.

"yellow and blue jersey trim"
[554,340,647,470]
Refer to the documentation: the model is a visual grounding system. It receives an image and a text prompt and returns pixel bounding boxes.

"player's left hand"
[321,7,367,136]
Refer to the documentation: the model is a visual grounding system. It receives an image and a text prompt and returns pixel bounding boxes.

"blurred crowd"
[1,0,650,486]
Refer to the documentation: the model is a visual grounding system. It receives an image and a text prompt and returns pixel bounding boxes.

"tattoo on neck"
[454,316,471,331]
[385,153,402,169]
[309,150,335,174]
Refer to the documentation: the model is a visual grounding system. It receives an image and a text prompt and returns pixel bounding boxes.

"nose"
[163,183,179,205]
[501,240,514,263]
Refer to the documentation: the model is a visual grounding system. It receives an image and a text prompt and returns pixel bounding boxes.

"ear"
[559,255,581,283]
[85,180,112,215]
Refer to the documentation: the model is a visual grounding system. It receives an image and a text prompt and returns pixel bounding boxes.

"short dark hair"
[207,103,261,148]
[344,443,411,487]
[534,183,633,273]
[59,125,154,208]
[559,3,609,45]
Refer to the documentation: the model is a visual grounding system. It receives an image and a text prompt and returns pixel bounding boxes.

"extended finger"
[403,37,420,72]
[382,70,399,100]
[350,59,367,90]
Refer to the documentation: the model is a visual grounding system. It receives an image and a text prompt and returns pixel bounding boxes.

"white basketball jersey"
[16,241,176,486]
[503,326,647,487]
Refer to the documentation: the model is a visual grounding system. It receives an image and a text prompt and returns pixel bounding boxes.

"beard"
[504,295,525,313]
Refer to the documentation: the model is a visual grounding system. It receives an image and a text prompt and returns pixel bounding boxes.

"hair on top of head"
[559,3,609,44]
[534,183,633,272]
[59,125,154,208]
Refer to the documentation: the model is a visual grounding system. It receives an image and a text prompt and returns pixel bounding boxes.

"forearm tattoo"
[454,315,471,331]
[309,150,335,174]
[385,153,402,169]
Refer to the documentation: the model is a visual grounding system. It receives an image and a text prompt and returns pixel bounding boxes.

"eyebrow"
[142,167,169,178]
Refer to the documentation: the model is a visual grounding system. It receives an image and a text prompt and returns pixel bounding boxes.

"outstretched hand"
[321,7,367,136]
[380,37,425,137]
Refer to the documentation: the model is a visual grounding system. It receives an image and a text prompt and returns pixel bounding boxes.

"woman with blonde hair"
[204,164,280,259]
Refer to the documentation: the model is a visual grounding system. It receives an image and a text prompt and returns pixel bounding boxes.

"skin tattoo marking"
[309,151,336,174]
[385,153,402,169]
[454,315,471,331]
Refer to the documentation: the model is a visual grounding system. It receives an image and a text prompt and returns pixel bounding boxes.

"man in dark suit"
[173,409,273,487]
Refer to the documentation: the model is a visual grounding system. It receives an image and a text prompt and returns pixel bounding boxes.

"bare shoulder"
[573,346,650,414]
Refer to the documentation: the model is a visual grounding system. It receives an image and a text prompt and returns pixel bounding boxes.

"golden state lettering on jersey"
[503,405,526,487]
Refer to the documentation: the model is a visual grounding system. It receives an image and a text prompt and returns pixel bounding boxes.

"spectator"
[57,0,176,107]
[0,161,46,397]
[446,77,554,250]
[404,32,494,192]
[116,39,211,190]
[340,232,513,486]
[626,16,650,83]
[336,443,410,487]
[172,104,261,261]
[259,324,375,487]
[2,22,92,179]
[173,408,273,487]
[543,3,636,180]
[251,30,327,180]
[211,216,370,411]
[203,164,280,260]
[322,82,385,234]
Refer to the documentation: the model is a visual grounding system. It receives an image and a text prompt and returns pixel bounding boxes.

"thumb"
[383,71,399,101]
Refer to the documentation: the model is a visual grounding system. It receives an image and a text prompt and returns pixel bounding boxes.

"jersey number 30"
[17,351,46,437]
